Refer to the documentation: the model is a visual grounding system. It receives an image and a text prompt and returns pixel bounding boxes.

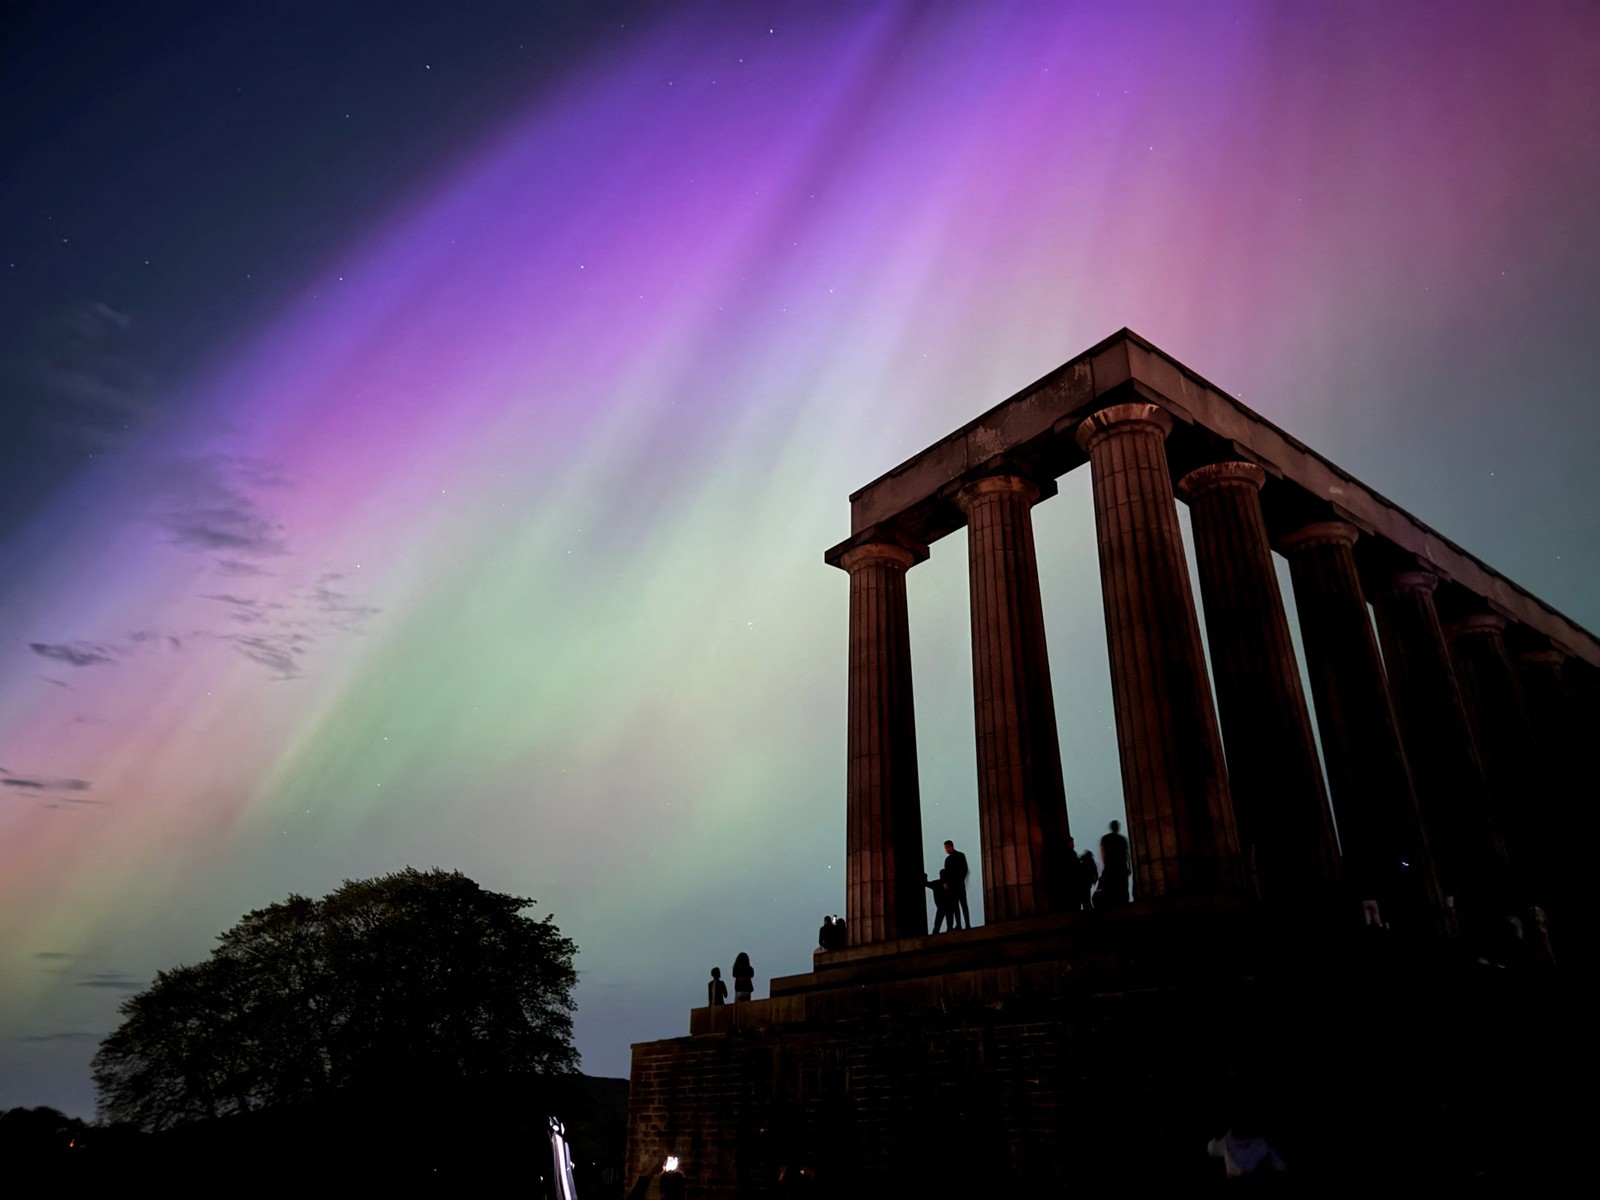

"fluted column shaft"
[1372,571,1512,912]
[1178,462,1340,905]
[1277,523,1442,921]
[1445,615,1538,900]
[842,543,926,944]
[1517,649,1582,918]
[1076,404,1242,899]
[956,475,1072,922]
[1518,650,1576,756]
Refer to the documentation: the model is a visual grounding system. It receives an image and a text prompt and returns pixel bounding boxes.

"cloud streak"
[2,776,92,792]
[29,642,115,667]
[27,301,159,452]
[77,972,142,991]
[154,455,290,557]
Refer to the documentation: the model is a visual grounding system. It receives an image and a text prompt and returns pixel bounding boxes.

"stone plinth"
[626,904,1567,1198]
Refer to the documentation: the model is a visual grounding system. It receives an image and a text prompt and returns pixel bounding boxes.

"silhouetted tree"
[92,868,578,1130]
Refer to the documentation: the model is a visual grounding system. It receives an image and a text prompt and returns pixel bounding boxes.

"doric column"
[955,474,1072,922]
[1075,404,1242,900]
[1372,571,1512,914]
[1566,658,1600,742]
[1445,614,1538,899]
[1517,649,1575,748]
[1178,462,1340,906]
[841,542,927,944]
[1276,523,1442,923]
[1517,649,1582,919]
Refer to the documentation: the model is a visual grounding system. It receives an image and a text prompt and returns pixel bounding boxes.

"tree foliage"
[92,868,578,1130]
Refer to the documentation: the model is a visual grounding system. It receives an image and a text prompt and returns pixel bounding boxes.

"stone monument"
[624,330,1596,1197]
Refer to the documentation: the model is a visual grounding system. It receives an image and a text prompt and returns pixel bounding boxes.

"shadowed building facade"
[626,330,1598,1197]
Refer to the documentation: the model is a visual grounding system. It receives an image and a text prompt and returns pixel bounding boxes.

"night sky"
[3,1,1598,1118]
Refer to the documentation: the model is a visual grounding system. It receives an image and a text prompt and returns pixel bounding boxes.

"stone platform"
[625,903,1573,1197]
[689,896,1254,1037]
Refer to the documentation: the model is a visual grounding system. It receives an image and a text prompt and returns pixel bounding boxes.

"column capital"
[839,542,917,573]
[955,473,1040,513]
[1074,402,1173,453]
[1445,613,1508,640]
[1177,460,1266,500]
[1276,520,1359,554]
[1381,569,1439,598]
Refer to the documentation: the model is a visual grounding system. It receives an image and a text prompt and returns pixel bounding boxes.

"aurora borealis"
[3,1,1599,1116]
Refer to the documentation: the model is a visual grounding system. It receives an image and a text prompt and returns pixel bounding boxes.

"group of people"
[816,914,847,951]
[706,952,755,1005]
[714,822,1133,1007]
[927,822,1133,928]
[924,838,972,932]
[1068,819,1132,909]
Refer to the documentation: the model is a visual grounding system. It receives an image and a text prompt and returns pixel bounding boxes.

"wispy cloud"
[29,641,115,667]
[306,582,380,631]
[20,1031,101,1044]
[1,776,91,792]
[27,302,158,451]
[201,593,289,627]
[154,454,289,557]
[2,771,102,809]
[23,556,379,688]
[229,634,303,680]
[78,972,142,991]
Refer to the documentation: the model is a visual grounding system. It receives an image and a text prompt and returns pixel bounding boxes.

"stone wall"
[626,926,1574,1197]
[628,968,1255,1197]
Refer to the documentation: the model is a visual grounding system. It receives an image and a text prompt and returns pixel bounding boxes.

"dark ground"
[3,1072,629,1196]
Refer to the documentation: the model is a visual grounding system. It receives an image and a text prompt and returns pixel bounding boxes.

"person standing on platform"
[943,839,971,929]
[707,966,728,1006]
[830,916,846,950]
[732,951,755,1002]
[1095,819,1131,907]
[924,870,958,933]
[1080,847,1100,909]
[1066,835,1097,910]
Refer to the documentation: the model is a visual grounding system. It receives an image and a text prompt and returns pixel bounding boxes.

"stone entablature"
[826,329,1597,668]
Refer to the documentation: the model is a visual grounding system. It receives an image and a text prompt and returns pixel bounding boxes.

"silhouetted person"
[925,870,958,933]
[707,966,728,1006]
[817,915,846,953]
[944,839,971,929]
[1095,819,1131,907]
[1064,835,1089,911]
[732,951,754,1002]
[824,915,847,951]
